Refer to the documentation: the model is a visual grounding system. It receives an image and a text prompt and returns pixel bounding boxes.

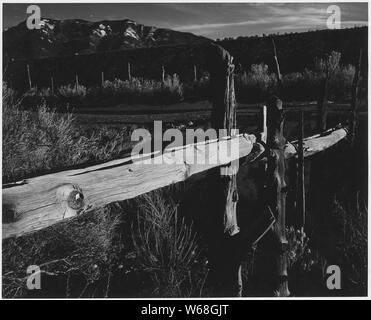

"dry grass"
[2,188,208,298]
[2,205,124,298]
[2,83,133,183]
[132,190,208,297]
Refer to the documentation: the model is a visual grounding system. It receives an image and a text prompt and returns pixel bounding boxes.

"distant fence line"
[4,43,212,92]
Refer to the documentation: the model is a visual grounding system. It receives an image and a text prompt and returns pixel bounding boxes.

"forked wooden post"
[266,96,290,297]
[207,44,242,296]
[268,38,289,297]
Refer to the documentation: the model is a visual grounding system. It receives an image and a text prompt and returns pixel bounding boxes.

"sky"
[2,2,368,39]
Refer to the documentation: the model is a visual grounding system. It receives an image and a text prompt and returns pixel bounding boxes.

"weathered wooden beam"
[3,134,256,239]
[284,127,348,159]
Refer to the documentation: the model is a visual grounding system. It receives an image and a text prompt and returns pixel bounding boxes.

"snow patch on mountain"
[124,26,139,40]
[39,19,55,30]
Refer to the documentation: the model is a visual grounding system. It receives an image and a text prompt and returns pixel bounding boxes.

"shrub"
[86,75,183,106]
[235,63,276,102]
[58,83,87,98]
[132,191,207,297]
[183,71,210,102]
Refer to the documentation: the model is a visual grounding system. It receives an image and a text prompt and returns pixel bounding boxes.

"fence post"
[27,64,32,90]
[350,49,363,147]
[193,65,197,82]
[266,96,290,297]
[51,77,54,95]
[162,65,165,82]
[318,67,329,131]
[298,109,306,234]
[207,44,242,297]
[128,62,132,81]
[75,75,79,90]
[267,38,289,297]
[101,71,105,87]
[271,38,282,84]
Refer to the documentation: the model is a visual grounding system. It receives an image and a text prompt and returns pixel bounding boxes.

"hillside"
[218,27,367,74]
[4,26,367,92]
[3,18,210,59]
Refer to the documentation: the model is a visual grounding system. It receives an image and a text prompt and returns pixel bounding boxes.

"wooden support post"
[349,49,363,147]
[266,96,290,297]
[101,71,105,87]
[194,65,197,82]
[26,64,32,90]
[266,37,289,297]
[207,44,242,297]
[128,62,132,81]
[298,109,305,232]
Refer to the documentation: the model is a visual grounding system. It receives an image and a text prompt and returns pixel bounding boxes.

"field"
[2,40,368,298]
[3,89,367,298]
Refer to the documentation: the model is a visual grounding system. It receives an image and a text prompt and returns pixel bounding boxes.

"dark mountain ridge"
[3,18,210,60]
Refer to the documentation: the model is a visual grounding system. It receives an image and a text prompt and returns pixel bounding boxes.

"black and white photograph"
[1,0,369,302]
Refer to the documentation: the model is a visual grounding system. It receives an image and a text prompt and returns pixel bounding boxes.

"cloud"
[3,2,368,39]
[173,19,266,32]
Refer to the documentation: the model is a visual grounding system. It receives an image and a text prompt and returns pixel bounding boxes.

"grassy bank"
[2,82,134,183]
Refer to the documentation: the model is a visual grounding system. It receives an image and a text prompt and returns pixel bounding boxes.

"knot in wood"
[56,184,85,218]
[228,63,235,75]
[67,189,84,210]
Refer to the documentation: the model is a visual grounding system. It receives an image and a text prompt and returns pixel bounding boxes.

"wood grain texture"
[2,125,347,239]
[3,134,256,239]
[207,43,242,296]
[266,96,290,297]
[284,127,348,159]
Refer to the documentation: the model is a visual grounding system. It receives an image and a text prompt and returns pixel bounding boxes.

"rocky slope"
[3,18,210,59]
